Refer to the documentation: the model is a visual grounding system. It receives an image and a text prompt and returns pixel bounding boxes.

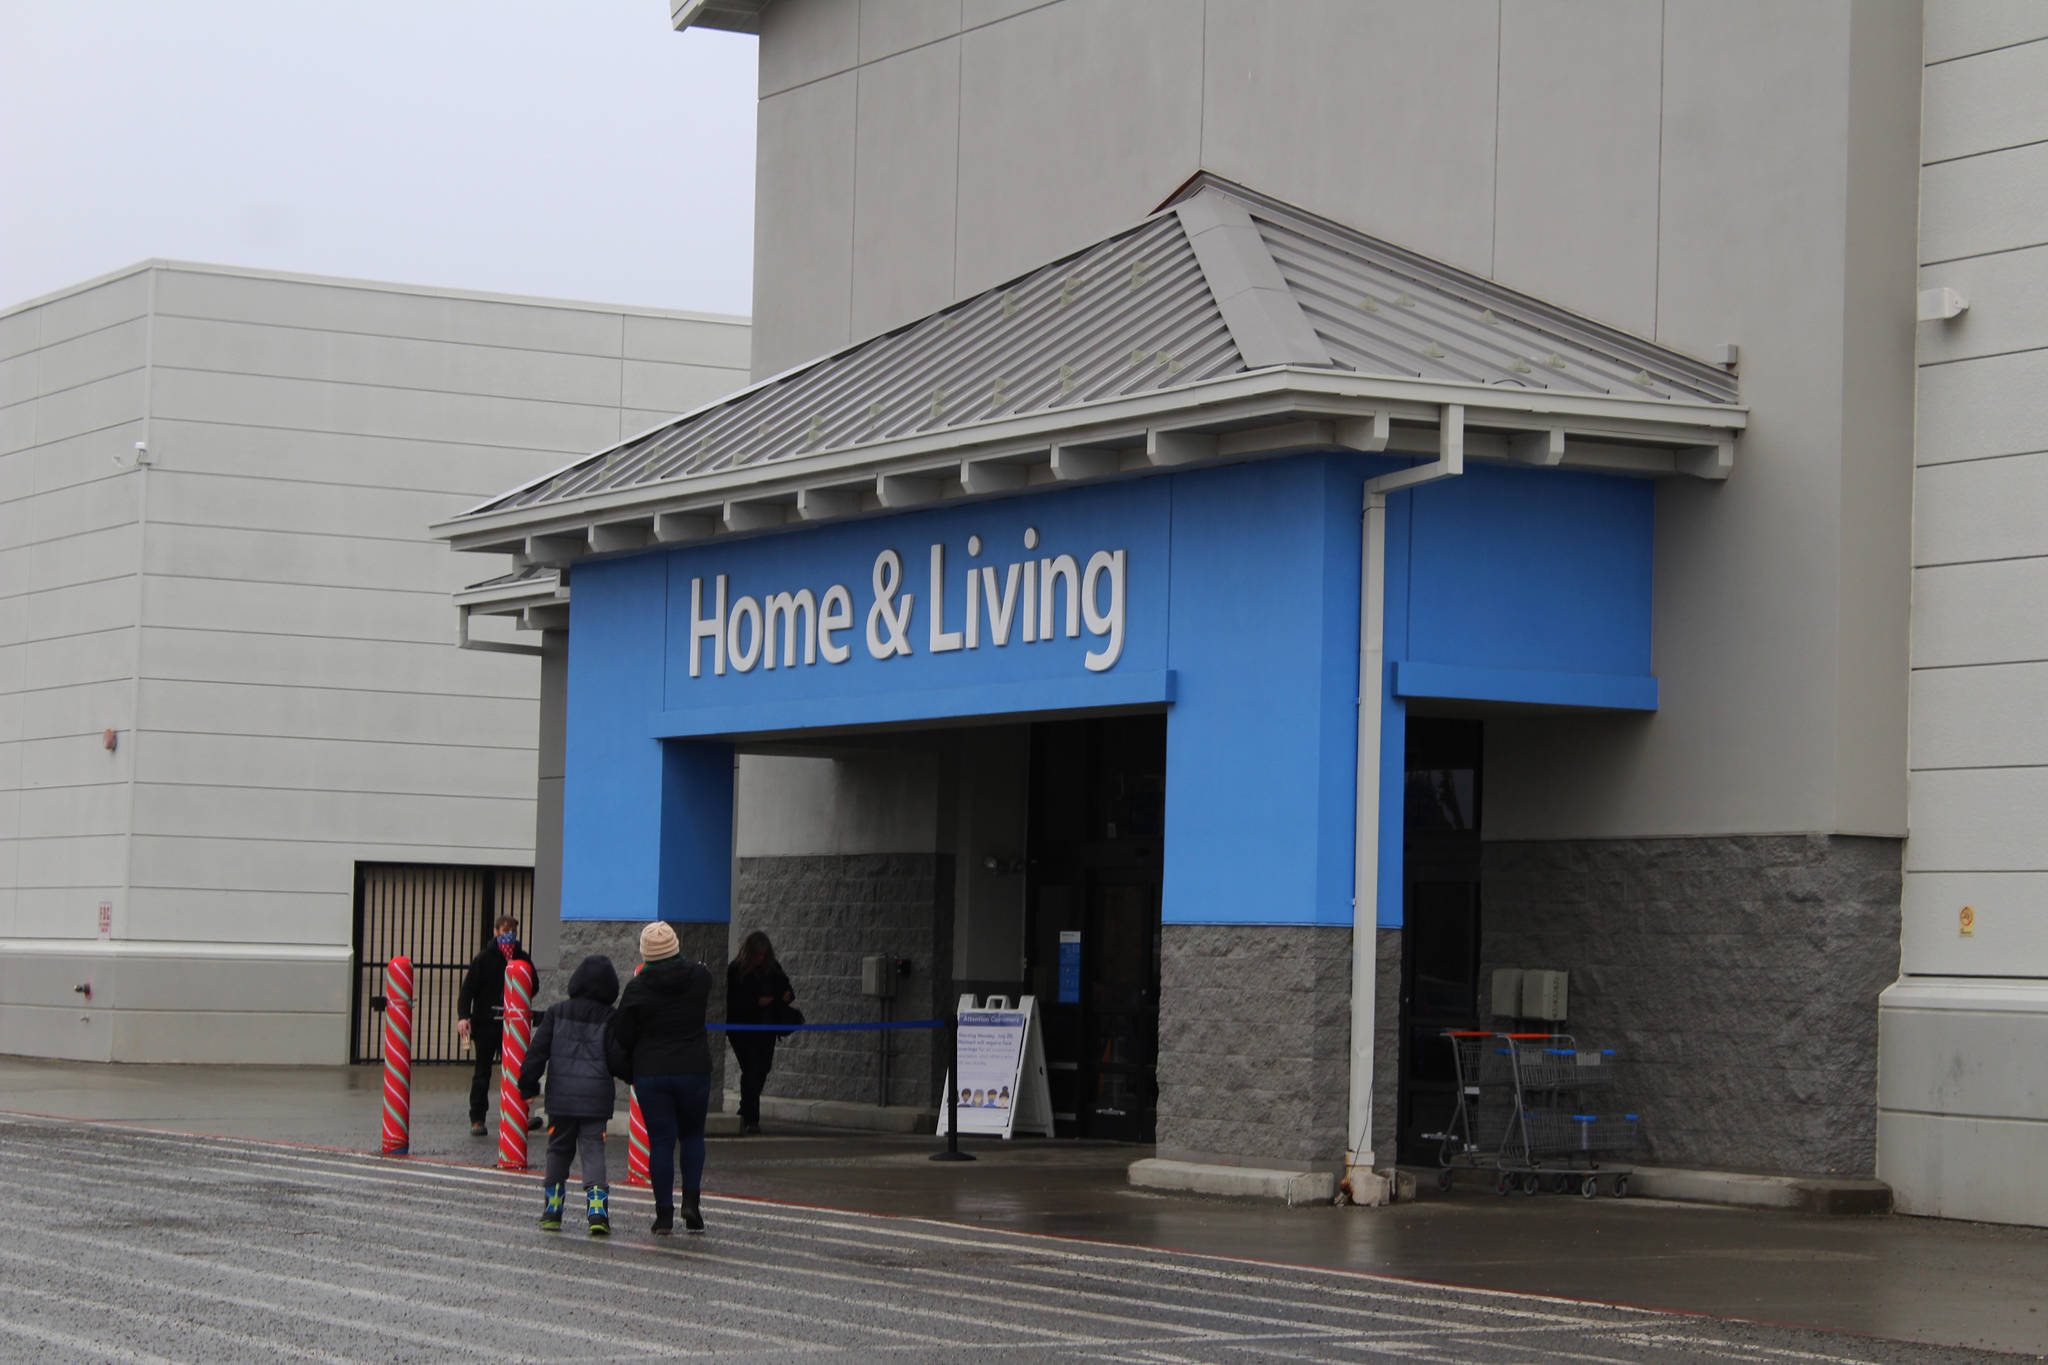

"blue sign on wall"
[653,479,1174,737]
[1057,931,1082,1005]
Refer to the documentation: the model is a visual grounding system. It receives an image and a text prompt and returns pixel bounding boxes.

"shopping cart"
[1425,1030,1514,1191]
[1496,1033,1637,1198]
[1430,1030,1639,1198]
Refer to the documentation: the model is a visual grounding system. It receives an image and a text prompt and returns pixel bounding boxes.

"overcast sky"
[0,1,758,315]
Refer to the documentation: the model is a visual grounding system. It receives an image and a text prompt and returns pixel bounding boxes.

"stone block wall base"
[738,1093,936,1134]
[1129,1157,1338,1206]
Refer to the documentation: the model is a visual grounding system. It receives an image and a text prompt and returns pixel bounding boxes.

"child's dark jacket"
[519,955,620,1119]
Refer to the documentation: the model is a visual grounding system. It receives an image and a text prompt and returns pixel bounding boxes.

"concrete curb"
[1627,1166,1892,1215]
[1419,1164,1892,1215]
[1129,1157,1337,1206]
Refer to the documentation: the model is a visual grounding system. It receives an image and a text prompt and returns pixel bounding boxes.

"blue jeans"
[636,1074,709,1210]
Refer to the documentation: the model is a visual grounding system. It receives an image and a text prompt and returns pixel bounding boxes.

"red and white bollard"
[626,1090,650,1185]
[379,956,414,1157]
[496,959,537,1171]
[623,960,648,1184]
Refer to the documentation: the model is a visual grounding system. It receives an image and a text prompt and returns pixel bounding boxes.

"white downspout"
[1347,403,1464,1202]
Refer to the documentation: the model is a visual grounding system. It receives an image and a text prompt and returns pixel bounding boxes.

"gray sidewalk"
[6,1055,2045,1359]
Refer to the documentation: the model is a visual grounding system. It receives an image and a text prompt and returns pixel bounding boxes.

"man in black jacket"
[456,916,541,1136]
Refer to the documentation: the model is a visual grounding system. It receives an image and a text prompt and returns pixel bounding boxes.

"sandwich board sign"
[938,993,1053,1139]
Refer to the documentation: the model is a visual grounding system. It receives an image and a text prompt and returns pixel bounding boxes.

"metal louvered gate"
[350,863,535,1064]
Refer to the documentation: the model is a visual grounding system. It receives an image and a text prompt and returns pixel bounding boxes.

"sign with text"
[657,478,1170,721]
[940,995,1053,1139]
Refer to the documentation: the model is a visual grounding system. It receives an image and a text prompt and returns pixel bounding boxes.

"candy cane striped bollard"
[625,961,648,1185]
[496,959,537,1171]
[625,1090,650,1185]
[378,956,414,1157]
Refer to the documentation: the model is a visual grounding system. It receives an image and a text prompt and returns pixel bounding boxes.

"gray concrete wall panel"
[1492,0,1663,337]
[1908,768,2048,876]
[148,368,622,455]
[1200,1,1499,283]
[1831,0,1922,840]
[859,0,961,64]
[619,358,749,416]
[144,420,567,500]
[851,40,962,343]
[758,0,860,96]
[954,0,1202,299]
[32,317,147,399]
[138,628,538,699]
[1879,997,2048,1122]
[1921,37,2048,163]
[736,752,941,857]
[1916,245,2048,365]
[153,314,625,408]
[1911,559,2048,668]
[1911,662,2048,771]
[1921,140,2048,263]
[624,313,752,371]
[1901,872,2048,976]
[751,71,857,376]
[1914,348,2048,467]
[1922,0,2048,65]
[1914,453,2048,567]
[28,271,150,349]
[150,267,633,357]
[1881,1107,2048,1225]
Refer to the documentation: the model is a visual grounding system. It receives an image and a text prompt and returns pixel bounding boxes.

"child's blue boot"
[586,1185,610,1237]
[538,1183,565,1232]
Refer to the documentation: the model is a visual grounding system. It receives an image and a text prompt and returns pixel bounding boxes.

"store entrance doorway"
[1395,718,1484,1164]
[1023,715,1166,1142]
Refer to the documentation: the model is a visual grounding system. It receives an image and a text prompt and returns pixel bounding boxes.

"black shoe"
[651,1206,674,1236]
[739,1122,761,1136]
[526,1113,546,1132]
[682,1190,704,1235]
[470,1121,488,1137]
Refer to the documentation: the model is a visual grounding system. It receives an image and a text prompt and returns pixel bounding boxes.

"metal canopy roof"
[437,175,1743,569]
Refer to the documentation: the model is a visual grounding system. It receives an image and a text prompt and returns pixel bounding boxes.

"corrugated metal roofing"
[1243,193,1736,405]
[458,177,1735,523]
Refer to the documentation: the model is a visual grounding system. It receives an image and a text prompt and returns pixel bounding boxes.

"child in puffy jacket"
[518,954,621,1235]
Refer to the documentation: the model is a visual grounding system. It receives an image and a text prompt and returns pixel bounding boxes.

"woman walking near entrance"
[726,930,796,1135]
[606,922,713,1235]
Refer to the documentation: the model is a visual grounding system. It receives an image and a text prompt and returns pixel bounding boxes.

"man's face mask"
[495,932,517,946]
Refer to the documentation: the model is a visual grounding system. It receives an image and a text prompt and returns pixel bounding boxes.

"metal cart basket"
[1431,1030,1639,1198]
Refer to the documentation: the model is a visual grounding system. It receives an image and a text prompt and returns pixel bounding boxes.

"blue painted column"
[1161,457,1370,928]
[563,554,733,925]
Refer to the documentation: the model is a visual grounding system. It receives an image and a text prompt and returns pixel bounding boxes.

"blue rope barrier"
[710,1019,946,1032]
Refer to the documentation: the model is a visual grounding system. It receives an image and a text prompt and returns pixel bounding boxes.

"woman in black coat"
[726,930,795,1136]
[606,922,714,1235]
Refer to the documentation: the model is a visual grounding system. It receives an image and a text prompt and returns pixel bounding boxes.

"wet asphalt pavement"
[0,1113,2033,1365]
[4,1057,2047,1362]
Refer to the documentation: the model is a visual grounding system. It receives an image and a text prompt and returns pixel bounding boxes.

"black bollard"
[930,1011,974,1162]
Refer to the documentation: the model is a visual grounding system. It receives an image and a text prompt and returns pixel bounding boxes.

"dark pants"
[467,1024,502,1123]
[729,1034,776,1125]
[543,1116,608,1190]
[637,1073,709,1212]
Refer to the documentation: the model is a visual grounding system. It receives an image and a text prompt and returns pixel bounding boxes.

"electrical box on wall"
[1521,969,1569,1022]
[1490,968,1523,1019]
[861,955,897,999]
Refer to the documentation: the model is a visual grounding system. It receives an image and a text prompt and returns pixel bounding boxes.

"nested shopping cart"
[1432,1030,1639,1198]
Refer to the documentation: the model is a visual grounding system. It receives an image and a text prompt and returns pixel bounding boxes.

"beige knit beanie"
[639,921,680,962]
